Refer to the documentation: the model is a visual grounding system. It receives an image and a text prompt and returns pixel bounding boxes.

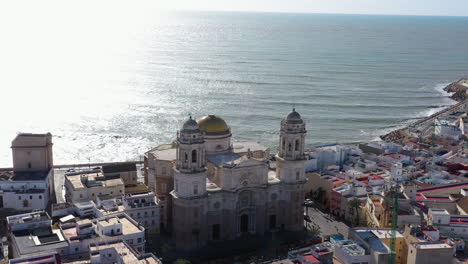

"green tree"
[348,198,361,226]
[173,259,191,264]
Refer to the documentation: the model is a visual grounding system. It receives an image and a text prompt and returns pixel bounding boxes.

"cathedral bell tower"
[276,109,307,183]
[173,116,207,198]
[276,109,307,232]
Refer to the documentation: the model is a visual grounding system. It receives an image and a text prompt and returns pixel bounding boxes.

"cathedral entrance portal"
[240,214,249,233]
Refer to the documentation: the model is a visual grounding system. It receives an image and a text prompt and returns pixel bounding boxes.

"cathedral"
[144,110,307,250]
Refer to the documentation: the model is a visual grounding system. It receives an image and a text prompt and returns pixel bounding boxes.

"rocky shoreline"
[444,78,468,101]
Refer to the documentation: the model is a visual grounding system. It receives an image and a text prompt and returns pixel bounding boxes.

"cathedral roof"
[197,115,230,135]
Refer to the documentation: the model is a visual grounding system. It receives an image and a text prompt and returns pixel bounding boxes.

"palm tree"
[308,224,321,237]
[348,198,361,226]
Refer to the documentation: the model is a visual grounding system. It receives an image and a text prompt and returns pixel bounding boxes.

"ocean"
[1,10,468,166]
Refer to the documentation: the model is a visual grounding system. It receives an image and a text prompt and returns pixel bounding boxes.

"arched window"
[192,149,197,163]
[295,139,299,151]
[288,143,292,151]
[282,138,285,151]
[184,153,188,163]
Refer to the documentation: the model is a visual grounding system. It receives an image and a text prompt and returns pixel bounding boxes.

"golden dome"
[197,115,230,134]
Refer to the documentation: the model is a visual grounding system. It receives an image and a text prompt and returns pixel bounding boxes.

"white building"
[89,240,161,264]
[305,144,353,172]
[334,240,370,264]
[428,208,468,239]
[122,192,160,232]
[434,119,462,140]
[60,213,146,259]
[7,211,69,258]
[390,162,405,183]
[64,169,125,203]
[9,252,62,264]
[0,133,54,211]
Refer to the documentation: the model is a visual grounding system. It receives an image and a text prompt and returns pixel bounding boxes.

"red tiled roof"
[304,254,320,263]
[425,196,451,201]
[370,174,384,180]
[417,183,468,193]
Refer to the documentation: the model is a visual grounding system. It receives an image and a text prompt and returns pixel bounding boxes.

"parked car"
[303,199,314,207]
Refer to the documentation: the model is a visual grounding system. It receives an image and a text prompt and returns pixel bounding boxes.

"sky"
[0,0,466,17]
[159,0,468,16]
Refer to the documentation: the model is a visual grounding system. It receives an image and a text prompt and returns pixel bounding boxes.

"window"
[111,191,113,194]
[194,184,198,195]
[269,215,277,229]
[213,224,220,240]
[137,212,141,217]
[130,213,133,217]
[39,195,42,199]
[28,162,31,169]
[296,171,300,180]
[295,139,299,151]
[128,239,133,244]
[117,228,120,233]
[75,247,79,252]
[192,150,197,163]
[29,196,32,200]
[145,211,148,216]
[184,153,188,163]
[288,143,292,151]
[108,253,112,257]
[18,196,21,200]
[137,238,142,243]
[152,210,154,216]
[80,194,83,198]
[162,183,167,193]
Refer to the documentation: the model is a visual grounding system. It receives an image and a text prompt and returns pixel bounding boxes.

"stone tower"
[275,109,307,231]
[277,109,307,183]
[172,117,208,250]
[11,133,55,203]
[11,133,53,171]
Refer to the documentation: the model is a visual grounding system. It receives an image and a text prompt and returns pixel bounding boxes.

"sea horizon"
[1,10,467,167]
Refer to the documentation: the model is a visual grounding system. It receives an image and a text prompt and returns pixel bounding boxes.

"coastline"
[380,78,468,143]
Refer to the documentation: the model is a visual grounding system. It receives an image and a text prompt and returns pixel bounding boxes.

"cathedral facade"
[144,110,307,250]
